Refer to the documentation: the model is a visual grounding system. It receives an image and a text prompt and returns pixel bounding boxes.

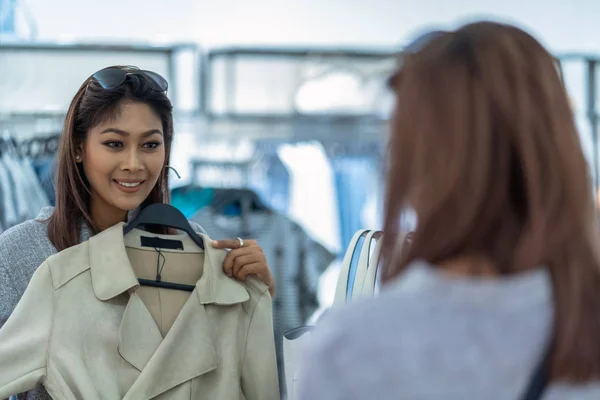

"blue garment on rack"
[257,154,290,215]
[0,0,17,35]
[332,156,376,253]
[332,157,373,297]
[170,187,215,218]
[31,156,56,207]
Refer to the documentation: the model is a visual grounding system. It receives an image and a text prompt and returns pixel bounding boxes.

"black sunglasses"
[91,66,168,92]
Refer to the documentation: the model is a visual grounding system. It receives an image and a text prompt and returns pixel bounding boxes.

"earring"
[75,155,81,161]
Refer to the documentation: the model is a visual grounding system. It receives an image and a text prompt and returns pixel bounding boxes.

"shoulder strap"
[333,229,371,307]
[351,230,383,300]
[520,344,551,400]
[356,231,383,298]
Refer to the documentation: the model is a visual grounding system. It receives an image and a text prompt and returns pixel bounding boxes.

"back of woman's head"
[383,21,600,381]
[49,66,174,251]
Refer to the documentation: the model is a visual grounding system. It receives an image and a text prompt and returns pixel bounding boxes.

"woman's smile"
[112,178,146,193]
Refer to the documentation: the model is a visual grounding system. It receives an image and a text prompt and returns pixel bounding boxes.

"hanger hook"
[165,165,181,179]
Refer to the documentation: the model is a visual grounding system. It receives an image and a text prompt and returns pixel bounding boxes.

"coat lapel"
[123,292,218,400]
[118,292,164,371]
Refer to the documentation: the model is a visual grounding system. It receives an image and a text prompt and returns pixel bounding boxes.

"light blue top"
[297,261,600,400]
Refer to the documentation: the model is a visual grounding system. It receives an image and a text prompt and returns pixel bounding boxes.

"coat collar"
[88,222,250,304]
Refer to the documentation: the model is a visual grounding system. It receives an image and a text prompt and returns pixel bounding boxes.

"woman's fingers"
[236,263,276,297]
[211,238,258,250]
[235,262,265,281]
[211,238,273,295]
[232,253,264,278]
[222,246,263,277]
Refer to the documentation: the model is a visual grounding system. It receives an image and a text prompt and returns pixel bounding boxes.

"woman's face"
[79,101,166,226]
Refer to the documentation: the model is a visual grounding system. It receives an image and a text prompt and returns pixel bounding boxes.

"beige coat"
[0,223,280,400]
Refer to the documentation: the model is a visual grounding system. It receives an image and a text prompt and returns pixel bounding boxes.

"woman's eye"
[103,141,123,149]
[143,141,163,150]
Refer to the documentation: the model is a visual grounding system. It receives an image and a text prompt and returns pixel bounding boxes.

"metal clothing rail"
[202,45,400,118]
[0,41,197,52]
[204,113,388,143]
[205,46,402,59]
[0,114,64,142]
[0,41,201,117]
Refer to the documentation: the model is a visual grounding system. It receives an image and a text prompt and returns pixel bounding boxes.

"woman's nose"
[121,149,144,172]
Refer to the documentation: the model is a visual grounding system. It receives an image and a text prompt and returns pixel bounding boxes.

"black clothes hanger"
[124,203,205,249]
[124,203,205,292]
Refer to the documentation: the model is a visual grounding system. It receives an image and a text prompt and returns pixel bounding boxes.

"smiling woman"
[0,65,277,400]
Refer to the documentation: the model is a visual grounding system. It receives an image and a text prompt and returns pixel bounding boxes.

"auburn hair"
[382,21,600,381]
[47,66,174,252]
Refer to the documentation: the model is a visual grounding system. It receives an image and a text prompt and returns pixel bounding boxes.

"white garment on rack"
[277,141,341,254]
[0,159,17,228]
[3,155,29,223]
[0,152,51,230]
[20,158,50,216]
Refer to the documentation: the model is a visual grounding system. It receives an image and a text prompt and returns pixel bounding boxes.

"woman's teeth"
[117,182,141,188]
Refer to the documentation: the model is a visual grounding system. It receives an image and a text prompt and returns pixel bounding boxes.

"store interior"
[1,1,600,397]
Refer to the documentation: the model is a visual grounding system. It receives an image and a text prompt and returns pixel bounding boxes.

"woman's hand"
[211,239,276,297]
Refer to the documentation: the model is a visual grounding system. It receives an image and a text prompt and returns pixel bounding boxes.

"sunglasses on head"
[91,66,168,92]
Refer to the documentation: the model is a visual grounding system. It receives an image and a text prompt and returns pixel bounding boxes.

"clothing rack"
[16,133,61,160]
[188,159,263,237]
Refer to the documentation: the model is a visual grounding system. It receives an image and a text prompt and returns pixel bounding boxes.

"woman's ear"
[75,142,84,163]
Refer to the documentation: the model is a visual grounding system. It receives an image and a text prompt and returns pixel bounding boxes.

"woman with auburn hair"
[297,21,600,399]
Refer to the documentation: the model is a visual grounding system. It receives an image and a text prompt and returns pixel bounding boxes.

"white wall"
[12,0,600,53]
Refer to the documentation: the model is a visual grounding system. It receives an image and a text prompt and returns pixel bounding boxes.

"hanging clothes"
[247,151,291,215]
[0,222,279,400]
[0,156,18,229]
[277,141,341,254]
[331,156,379,251]
[171,186,216,218]
[0,137,51,231]
[3,154,30,222]
[191,207,336,394]
[30,155,57,207]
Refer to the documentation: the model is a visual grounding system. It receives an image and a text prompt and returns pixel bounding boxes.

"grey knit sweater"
[297,261,600,400]
[0,206,206,400]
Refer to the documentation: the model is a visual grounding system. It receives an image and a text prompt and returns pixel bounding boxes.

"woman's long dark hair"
[48,66,174,252]
[382,22,600,381]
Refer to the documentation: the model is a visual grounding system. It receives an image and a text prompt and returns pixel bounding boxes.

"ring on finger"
[236,237,244,248]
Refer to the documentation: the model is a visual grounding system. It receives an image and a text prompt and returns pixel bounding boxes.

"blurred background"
[1,0,600,387]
